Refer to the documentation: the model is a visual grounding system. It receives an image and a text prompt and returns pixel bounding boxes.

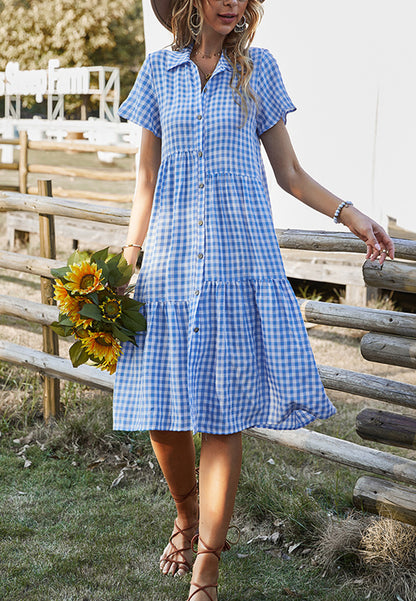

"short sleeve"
[256,48,296,137]
[118,54,162,138]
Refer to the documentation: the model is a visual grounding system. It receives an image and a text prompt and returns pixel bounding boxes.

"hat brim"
[150,0,265,32]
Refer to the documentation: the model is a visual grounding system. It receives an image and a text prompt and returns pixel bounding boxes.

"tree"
[0,0,145,115]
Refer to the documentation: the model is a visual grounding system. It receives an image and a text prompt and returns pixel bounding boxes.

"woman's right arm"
[122,127,162,268]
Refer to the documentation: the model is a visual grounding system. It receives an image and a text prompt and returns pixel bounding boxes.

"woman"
[114,1,395,599]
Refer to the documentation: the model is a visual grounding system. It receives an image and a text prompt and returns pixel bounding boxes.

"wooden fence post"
[38,179,61,420]
[19,130,28,194]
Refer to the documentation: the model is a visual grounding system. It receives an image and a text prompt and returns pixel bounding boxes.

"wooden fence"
[1,186,416,526]
[0,130,138,201]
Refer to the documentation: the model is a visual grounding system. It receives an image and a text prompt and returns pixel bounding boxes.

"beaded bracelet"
[333,200,353,224]
[122,243,143,251]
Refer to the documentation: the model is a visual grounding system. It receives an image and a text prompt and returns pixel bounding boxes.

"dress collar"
[166,43,233,73]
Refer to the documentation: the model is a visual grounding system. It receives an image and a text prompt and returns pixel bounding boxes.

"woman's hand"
[340,206,395,265]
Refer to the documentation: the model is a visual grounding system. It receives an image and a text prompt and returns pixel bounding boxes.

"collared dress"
[112,43,337,434]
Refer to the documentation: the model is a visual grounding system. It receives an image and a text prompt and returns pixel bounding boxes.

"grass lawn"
[1,364,408,601]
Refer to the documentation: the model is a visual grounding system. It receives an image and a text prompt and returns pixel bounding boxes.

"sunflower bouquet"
[50,247,146,374]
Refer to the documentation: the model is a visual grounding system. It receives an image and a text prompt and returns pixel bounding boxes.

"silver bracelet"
[122,243,143,251]
[333,200,353,224]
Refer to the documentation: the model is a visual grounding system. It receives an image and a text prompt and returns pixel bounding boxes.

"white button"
[195,289,200,296]
[198,220,203,226]
[199,183,204,189]
[197,114,202,120]
[198,151,203,157]
[198,253,203,259]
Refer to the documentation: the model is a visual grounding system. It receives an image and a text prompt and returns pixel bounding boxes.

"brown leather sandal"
[160,481,199,576]
[187,535,221,601]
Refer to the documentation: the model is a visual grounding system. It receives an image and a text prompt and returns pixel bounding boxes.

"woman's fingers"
[350,216,395,265]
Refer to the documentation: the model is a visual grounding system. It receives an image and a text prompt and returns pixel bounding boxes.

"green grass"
[0,362,408,601]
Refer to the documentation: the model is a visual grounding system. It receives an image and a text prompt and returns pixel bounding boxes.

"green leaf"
[90,247,109,264]
[50,321,74,337]
[58,314,74,326]
[121,297,144,311]
[79,303,102,321]
[69,340,90,368]
[67,250,83,266]
[88,292,99,305]
[120,313,146,332]
[51,266,70,281]
[111,324,133,342]
[94,259,110,283]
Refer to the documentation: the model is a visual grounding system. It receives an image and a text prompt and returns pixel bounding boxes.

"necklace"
[193,46,222,59]
[194,60,217,81]
[191,49,221,81]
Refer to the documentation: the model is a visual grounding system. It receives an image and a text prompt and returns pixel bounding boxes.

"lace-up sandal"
[160,481,199,576]
[187,529,240,600]
[187,535,222,601]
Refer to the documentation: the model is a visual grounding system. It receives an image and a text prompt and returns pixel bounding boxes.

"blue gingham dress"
[113,43,337,434]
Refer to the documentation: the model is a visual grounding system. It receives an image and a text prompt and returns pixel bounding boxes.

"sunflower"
[100,297,122,322]
[68,297,95,328]
[100,359,118,375]
[65,262,104,295]
[53,279,74,314]
[80,331,121,366]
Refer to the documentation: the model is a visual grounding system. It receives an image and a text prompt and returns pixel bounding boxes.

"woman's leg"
[149,430,199,576]
[188,431,243,601]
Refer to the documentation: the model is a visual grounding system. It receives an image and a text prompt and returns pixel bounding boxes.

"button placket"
[193,90,206,336]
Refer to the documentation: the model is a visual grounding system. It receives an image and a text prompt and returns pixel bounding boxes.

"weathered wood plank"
[363,259,416,293]
[276,229,416,261]
[0,341,114,392]
[353,476,416,526]
[38,179,60,419]
[18,130,28,194]
[28,140,138,154]
[0,162,18,170]
[361,333,416,369]
[6,212,128,248]
[318,364,416,409]
[0,250,64,277]
[29,164,135,181]
[0,192,130,225]
[27,187,133,203]
[298,299,416,337]
[246,428,416,485]
[356,408,416,449]
[0,295,58,325]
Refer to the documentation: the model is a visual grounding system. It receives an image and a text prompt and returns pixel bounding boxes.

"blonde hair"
[170,0,264,127]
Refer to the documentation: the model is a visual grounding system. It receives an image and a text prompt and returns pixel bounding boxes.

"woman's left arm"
[260,120,395,264]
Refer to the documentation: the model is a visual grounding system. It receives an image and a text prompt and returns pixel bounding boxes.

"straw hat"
[150,0,265,31]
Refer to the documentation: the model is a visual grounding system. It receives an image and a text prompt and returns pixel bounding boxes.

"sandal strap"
[191,534,224,560]
[187,582,218,601]
[162,518,199,569]
[191,525,241,555]
[171,481,198,503]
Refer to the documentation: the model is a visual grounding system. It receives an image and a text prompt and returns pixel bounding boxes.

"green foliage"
[0,0,145,114]
[51,249,144,370]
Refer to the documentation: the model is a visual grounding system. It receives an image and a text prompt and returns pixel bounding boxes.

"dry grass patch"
[315,510,416,600]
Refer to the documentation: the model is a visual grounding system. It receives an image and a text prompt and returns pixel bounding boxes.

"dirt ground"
[1,217,416,397]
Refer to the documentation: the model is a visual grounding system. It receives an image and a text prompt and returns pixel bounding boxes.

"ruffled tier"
[113,277,337,433]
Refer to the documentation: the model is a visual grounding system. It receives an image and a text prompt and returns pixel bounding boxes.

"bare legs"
[150,430,199,576]
[149,430,243,600]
